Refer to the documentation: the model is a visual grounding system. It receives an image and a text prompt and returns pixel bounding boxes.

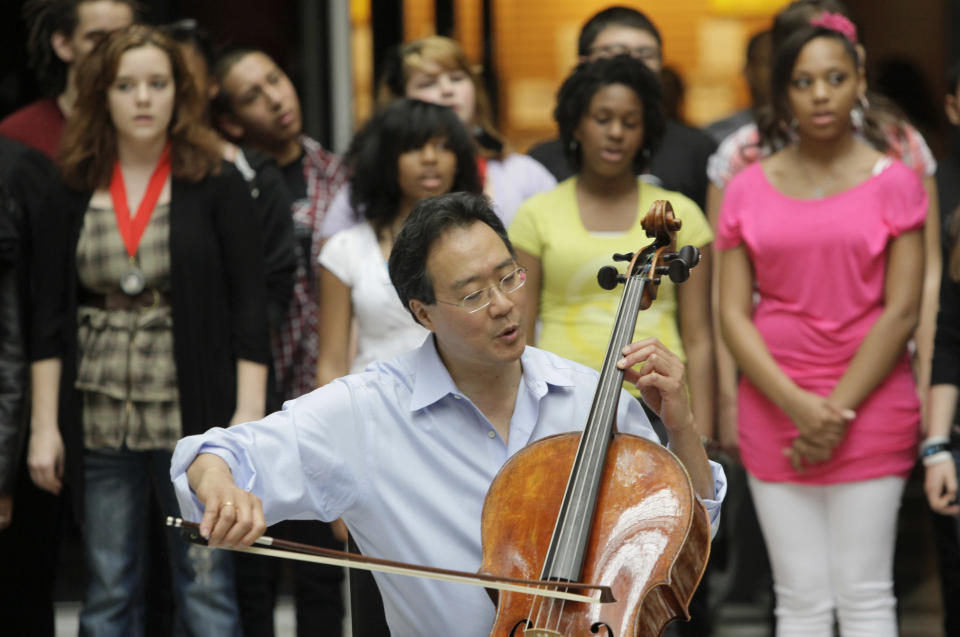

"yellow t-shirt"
[509,177,713,383]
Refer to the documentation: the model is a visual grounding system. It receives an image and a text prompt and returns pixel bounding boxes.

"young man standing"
[528,6,717,210]
[214,48,347,404]
[171,192,726,636]
[0,0,136,157]
[211,47,348,637]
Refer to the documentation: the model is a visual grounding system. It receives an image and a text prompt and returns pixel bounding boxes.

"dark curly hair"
[388,192,513,323]
[554,54,665,175]
[347,98,481,237]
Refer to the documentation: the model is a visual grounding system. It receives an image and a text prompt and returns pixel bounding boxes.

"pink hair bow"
[810,12,858,43]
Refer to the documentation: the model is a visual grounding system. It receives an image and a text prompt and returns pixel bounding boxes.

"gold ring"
[221,501,235,509]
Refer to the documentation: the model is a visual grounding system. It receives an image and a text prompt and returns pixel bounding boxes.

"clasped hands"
[783,389,855,472]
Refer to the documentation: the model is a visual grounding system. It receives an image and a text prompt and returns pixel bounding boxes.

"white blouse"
[318,222,429,374]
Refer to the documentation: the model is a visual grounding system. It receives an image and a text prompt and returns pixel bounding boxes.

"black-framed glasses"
[437,267,527,313]
[588,44,661,63]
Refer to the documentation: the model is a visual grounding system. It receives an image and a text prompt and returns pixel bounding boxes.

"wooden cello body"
[481,434,710,637]
[480,201,711,637]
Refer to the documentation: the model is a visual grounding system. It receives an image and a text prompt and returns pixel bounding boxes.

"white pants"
[748,475,906,637]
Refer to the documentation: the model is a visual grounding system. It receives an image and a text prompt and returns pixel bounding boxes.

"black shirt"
[280,151,308,202]
[278,150,313,278]
[937,151,960,247]
[527,120,717,210]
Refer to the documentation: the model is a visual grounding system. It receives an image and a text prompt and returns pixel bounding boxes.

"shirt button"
[488,431,496,439]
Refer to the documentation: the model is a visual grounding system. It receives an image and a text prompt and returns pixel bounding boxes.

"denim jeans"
[79,447,242,637]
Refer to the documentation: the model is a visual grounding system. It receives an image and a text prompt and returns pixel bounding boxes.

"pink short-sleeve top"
[716,159,927,483]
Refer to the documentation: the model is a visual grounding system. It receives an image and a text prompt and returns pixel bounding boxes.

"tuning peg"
[611,252,633,262]
[668,259,690,283]
[678,245,700,268]
[667,246,701,283]
[597,266,625,290]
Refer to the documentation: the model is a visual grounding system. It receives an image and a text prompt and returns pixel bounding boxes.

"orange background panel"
[491,0,776,147]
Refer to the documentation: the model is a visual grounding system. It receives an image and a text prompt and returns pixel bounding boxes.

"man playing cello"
[170,192,725,635]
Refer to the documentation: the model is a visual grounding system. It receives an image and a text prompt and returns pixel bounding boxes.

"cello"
[168,200,710,635]
[480,200,711,637]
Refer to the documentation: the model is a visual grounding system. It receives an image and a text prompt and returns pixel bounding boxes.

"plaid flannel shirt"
[271,136,347,400]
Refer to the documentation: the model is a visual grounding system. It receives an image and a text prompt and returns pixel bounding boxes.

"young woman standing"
[322,36,555,238]
[717,15,926,636]
[29,26,268,636]
[509,55,715,439]
[316,99,481,385]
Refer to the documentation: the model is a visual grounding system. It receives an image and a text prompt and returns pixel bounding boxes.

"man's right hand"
[188,453,266,547]
[28,424,64,494]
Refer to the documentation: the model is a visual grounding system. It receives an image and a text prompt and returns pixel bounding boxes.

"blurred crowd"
[1,1,959,636]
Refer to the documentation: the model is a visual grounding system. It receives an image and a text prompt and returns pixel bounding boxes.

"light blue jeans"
[79,447,242,637]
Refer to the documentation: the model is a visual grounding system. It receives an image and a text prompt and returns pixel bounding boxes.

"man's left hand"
[617,337,696,434]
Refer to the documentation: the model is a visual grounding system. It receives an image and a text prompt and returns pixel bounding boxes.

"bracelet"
[921,435,950,451]
[923,450,954,467]
[920,442,951,459]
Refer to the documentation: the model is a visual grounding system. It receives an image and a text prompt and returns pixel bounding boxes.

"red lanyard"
[475,156,487,189]
[109,144,172,258]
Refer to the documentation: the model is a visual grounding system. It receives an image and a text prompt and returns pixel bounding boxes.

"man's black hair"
[161,18,214,72]
[210,46,260,117]
[23,0,141,93]
[554,54,665,175]
[577,6,662,57]
[388,192,514,323]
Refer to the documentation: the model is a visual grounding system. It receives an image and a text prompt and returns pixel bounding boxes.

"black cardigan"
[32,161,269,522]
[932,265,960,388]
[0,140,55,496]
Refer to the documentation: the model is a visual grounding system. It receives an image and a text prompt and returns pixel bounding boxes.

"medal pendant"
[120,266,146,296]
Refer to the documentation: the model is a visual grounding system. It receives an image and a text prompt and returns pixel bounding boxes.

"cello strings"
[526,259,649,634]
[565,272,643,570]
[532,273,645,634]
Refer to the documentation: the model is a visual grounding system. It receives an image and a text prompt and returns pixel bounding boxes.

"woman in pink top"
[717,15,925,637]
[709,0,940,457]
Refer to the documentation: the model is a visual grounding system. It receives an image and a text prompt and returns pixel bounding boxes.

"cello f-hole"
[590,621,615,635]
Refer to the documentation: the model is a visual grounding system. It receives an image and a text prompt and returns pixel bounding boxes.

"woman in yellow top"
[510,54,715,438]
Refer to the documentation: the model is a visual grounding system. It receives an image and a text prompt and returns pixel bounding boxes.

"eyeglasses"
[437,267,527,313]
[588,44,661,63]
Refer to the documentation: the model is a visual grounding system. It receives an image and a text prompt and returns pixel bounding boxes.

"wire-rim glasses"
[437,267,527,313]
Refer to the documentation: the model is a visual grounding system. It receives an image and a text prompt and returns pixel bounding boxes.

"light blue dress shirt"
[171,337,726,636]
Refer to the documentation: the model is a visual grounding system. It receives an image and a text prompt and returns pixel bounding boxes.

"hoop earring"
[851,94,869,130]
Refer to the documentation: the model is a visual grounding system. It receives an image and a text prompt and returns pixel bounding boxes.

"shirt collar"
[409,335,459,411]
[408,336,576,412]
